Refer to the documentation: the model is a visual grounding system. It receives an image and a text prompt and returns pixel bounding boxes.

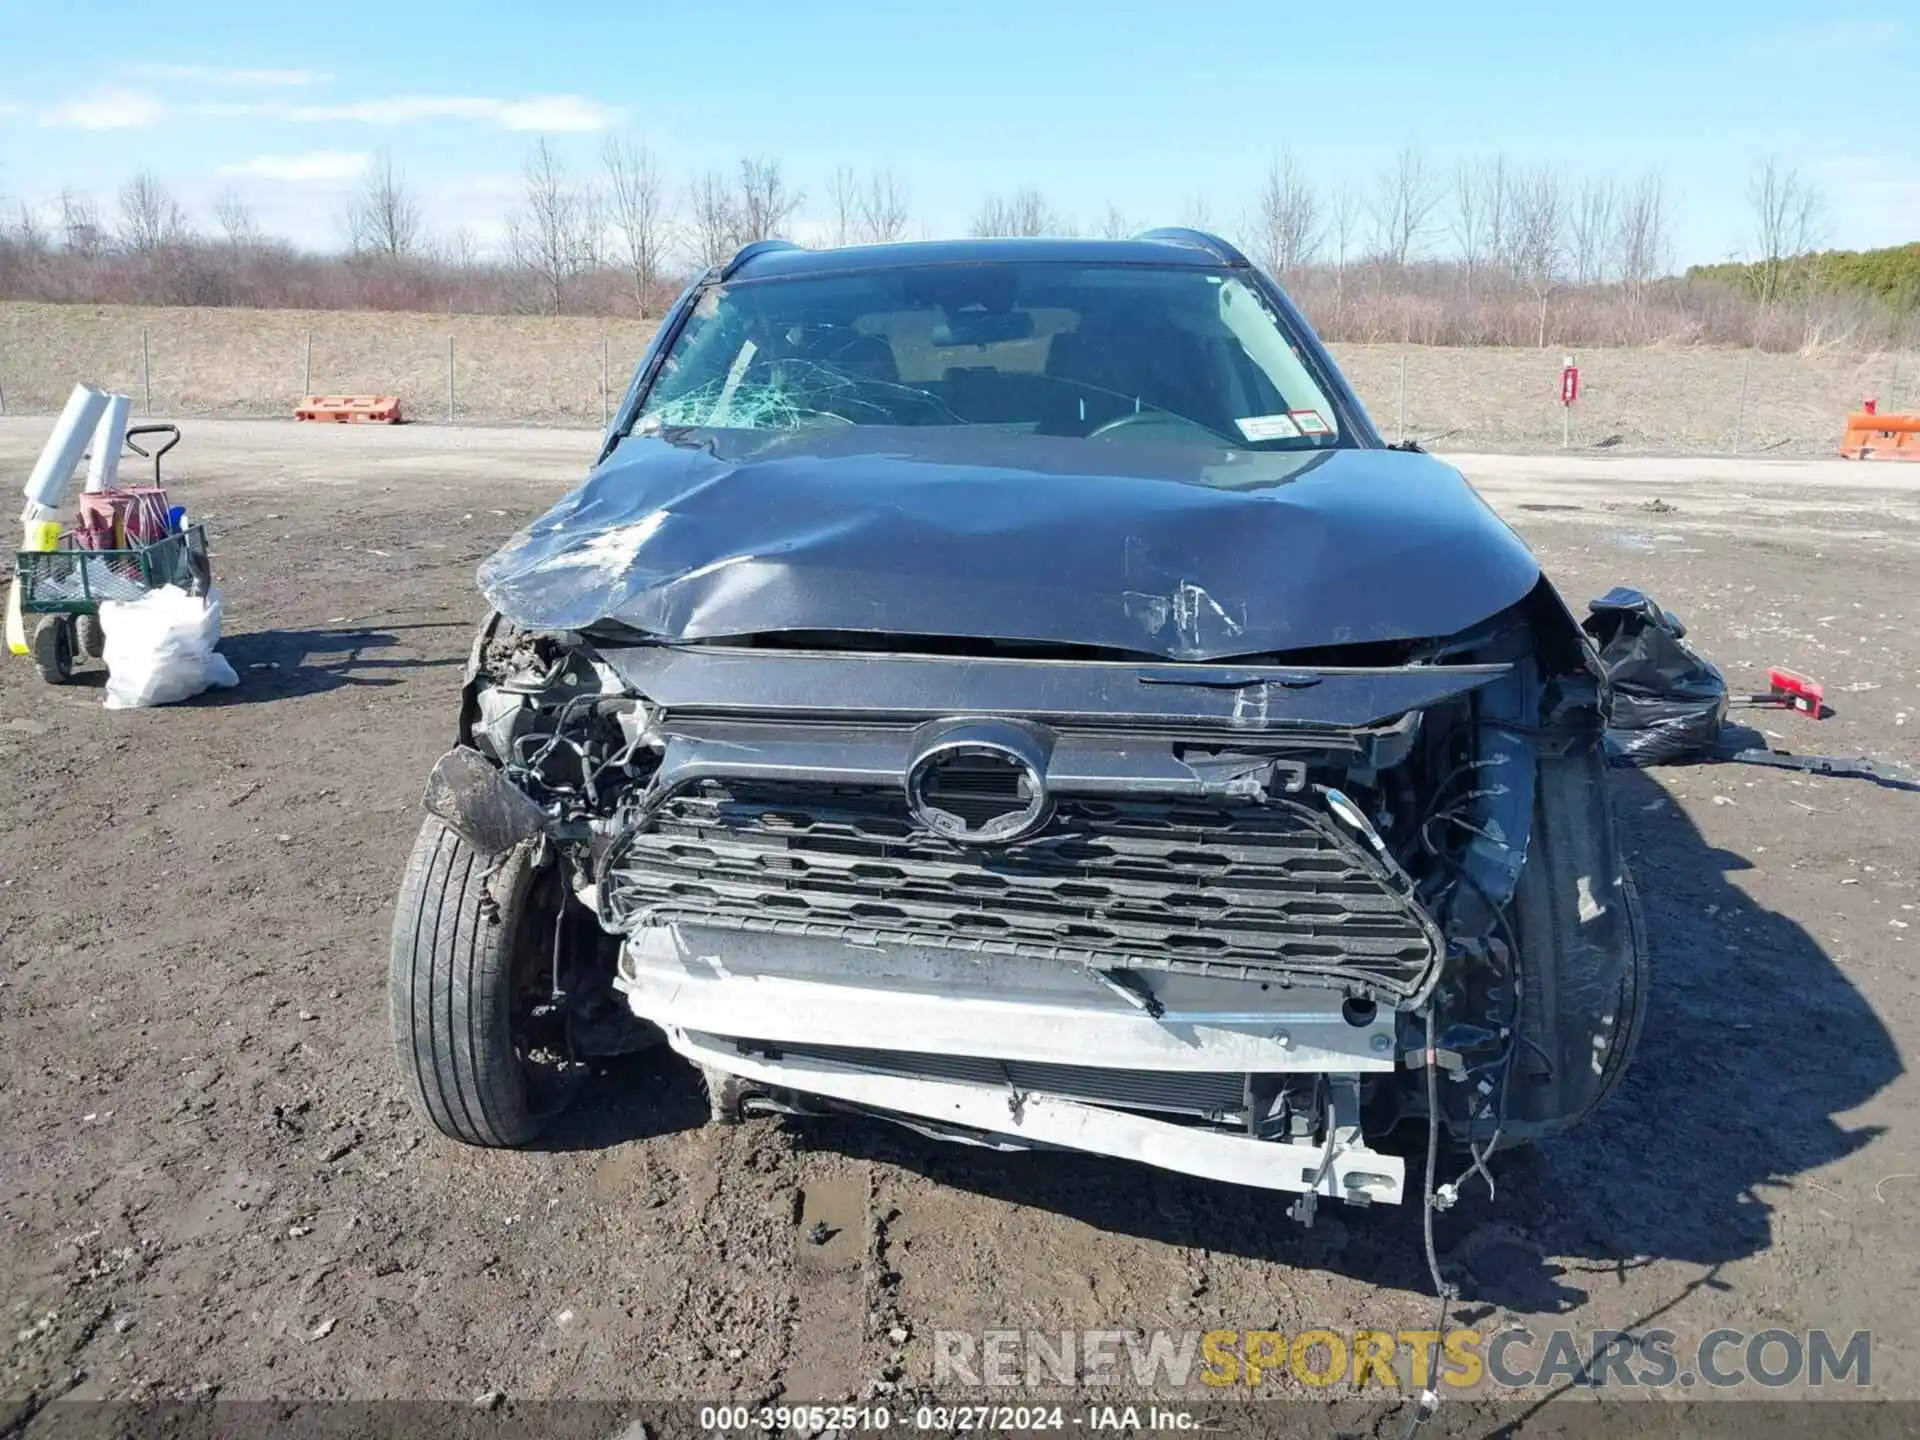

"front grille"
[604,783,1441,999]
[721,1039,1247,1120]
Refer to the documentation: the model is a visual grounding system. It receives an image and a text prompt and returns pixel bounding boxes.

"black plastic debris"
[1586,587,1919,792]
[1584,586,1729,766]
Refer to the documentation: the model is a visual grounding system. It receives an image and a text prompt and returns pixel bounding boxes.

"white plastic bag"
[99,584,240,709]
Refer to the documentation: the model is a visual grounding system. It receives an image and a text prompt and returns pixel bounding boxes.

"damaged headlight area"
[409,581,1644,1216]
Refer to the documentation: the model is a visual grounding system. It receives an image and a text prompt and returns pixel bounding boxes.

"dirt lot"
[4,299,1915,454]
[1,419,1917,1433]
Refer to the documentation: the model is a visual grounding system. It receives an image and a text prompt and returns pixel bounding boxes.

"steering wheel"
[1086,409,1227,445]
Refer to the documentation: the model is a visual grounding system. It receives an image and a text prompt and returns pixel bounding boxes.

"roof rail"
[720,239,803,279]
[1132,228,1249,266]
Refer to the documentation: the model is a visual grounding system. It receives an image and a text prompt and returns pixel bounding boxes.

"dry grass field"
[0,302,659,429]
[2,299,1915,453]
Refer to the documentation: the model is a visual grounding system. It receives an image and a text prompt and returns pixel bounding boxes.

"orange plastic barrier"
[1839,410,1920,460]
[295,395,402,424]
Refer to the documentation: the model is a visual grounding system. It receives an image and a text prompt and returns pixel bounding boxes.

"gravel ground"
[1,419,1917,1434]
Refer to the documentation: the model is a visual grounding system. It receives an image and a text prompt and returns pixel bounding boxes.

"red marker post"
[1559,357,1579,447]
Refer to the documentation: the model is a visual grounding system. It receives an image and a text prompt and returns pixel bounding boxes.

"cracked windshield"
[630,262,1343,451]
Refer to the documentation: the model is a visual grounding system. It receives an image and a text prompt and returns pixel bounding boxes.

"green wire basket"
[16,524,211,616]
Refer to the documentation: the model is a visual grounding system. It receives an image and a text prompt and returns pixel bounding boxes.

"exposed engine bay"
[426,574,1642,1215]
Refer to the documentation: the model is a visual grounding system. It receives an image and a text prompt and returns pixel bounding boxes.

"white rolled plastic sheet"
[22,384,108,514]
[84,393,133,493]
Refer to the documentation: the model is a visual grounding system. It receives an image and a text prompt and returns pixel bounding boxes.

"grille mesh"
[606,783,1440,998]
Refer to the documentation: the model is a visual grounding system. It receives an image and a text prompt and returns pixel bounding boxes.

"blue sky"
[0,0,1913,266]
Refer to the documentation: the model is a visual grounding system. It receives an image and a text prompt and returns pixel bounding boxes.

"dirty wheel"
[75,612,106,661]
[31,615,73,685]
[389,817,562,1147]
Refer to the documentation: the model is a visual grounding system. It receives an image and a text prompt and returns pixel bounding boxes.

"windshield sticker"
[1289,409,1332,436]
[1236,413,1302,442]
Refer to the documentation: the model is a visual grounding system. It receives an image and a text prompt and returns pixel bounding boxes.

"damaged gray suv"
[391,231,1646,1216]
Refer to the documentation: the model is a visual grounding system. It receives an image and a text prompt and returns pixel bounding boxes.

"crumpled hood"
[478,426,1540,661]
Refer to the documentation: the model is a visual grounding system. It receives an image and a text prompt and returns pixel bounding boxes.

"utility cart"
[14,424,212,685]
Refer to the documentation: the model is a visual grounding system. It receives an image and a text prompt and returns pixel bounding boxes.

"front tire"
[1497,748,1651,1145]
[389,818,550,1147]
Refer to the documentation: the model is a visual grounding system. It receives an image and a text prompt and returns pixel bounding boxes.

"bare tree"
[213,186,260,249]
[1329,181,1361,303]
[1747,157,1827,305]
[1447,159,1485,284]
[1447,155,1520,291]
[969,195,1010,238]
[446,226,480,271]
[1368,147,1440,267]
[1479,156,1512,280]
[855,170,910,244]
[57,190,104,258]
[345,154,421,260]
[1569,177,1616,287]
[441,226,482,312]
[970,189,1058,237]
[1097,203,1135,240]
[735,157,803,244]
[1179,194,1214,231]
[602,138,669,313]
[505,140,594,314]
[13,202,49,256]
[576,183,606,272]
[686,171,739,269]
[1613,171,1671,297]
[828,166,858,247]
[1252,149,1320,280]
[1509,165,1567,346]
[116,171,188,254]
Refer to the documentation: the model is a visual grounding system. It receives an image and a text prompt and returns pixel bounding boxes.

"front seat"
[1037,325,1134,435]
[786,328,903,421]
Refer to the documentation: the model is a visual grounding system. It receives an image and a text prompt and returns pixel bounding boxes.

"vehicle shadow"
[536,1048,712,1152]
[195,623,466,703]
[771,763,1901,1312]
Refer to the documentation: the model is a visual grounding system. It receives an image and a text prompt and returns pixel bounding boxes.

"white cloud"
[31,86,618,134]
[194,96,488,124]
[219,150,372,182]
[493,95,622,133]
[31,85,617,137]
[190,92,620,131]
[38,88,167,130]
[128,64,331,87]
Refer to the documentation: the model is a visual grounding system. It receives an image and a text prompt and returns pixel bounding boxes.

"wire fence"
[0,304,660,430]
[1335,344,1912,456]
[0,302,1912,455]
